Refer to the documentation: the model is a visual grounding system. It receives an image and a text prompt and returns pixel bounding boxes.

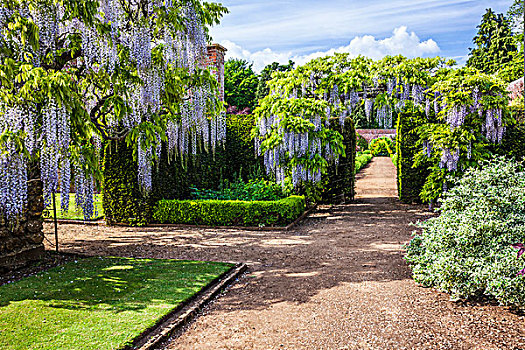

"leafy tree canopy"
[467,9,519,77]
[255,60,294,102]
[507,0,524,34]
[224,58,258,111]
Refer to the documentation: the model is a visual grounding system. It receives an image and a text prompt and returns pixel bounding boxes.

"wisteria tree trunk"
[0,164,44,271]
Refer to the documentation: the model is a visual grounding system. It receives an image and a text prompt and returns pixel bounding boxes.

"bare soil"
[43,157,525,350]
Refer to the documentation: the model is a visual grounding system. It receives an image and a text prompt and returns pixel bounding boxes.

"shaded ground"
[43,157,525,350]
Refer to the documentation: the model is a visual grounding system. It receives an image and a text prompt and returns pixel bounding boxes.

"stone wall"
[0,179,45,271]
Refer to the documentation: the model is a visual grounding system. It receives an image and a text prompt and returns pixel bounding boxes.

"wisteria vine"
[0,0,227,221]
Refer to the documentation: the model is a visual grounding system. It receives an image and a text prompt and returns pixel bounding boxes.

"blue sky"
[209,0,513,72]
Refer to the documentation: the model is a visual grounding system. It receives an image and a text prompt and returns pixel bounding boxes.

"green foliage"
[396,108,432,204]
[507,0,524,33]
[153,195,306,227]
[370,137,393,156]
[415,68,511,203]
[355,152,372,174]
[356,132,369,151]
[320,117,356,203]
[190,178,288,201]
[103,141,151,226]
[224,59,259,111]
[256,60,295,102]
[0,257,232,350]
[405,157,525,308]
[497,33,524,83]
[490,122,525,162]
[467,9,518,76]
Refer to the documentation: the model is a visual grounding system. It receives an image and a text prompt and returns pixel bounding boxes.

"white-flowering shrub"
[405,157,525,307]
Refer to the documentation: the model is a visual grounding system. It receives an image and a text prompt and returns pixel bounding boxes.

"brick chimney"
[206,43,227,102]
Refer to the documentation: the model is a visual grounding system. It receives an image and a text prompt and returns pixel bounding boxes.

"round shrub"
[405,157,525,308]
[370,137,393,156]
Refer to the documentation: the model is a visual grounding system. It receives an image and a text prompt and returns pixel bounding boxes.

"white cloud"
[221,26,440,72]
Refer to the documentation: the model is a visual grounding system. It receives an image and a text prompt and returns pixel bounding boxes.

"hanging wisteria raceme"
[0,148,27,220]
[137,136,153,193]
[74,162,97,220]
[482,108,506,143]
[446,105,468,129]
[439,148,460,172]
[412,85,425,106]
[376,105,392,128]
[364,98,374,120]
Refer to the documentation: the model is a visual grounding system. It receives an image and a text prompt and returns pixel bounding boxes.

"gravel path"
[44,157,525,350]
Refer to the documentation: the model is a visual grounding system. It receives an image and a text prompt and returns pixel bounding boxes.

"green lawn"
[0,257,233,350]
[43,194,104,220]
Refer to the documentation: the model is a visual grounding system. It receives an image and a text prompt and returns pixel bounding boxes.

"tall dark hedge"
[153,114,264,200]
[102,141,152,226]
[490,123,525,163]
[396,110,431,203]
[321,116,357,203]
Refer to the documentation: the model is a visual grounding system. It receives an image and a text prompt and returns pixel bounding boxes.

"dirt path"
[44,157,525,350]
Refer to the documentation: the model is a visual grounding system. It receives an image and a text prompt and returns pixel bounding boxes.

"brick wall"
[356,129,396,143]
[206,44,227,102]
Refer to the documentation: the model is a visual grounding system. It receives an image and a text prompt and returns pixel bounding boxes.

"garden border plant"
[405,157,525,308]
[153,195,306,227]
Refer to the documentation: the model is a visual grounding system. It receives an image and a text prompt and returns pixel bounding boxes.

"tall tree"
[224,58,259,111]
[467,9,517,74]
[255,60,294,102]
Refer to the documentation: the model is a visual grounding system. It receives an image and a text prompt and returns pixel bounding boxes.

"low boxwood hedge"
[153,195,306,227]
[355,152,373,174]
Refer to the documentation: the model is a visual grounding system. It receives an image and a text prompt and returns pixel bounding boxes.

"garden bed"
[0,256,234,350]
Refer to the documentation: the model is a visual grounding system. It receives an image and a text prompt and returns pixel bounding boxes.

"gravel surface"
[43,157,525,350]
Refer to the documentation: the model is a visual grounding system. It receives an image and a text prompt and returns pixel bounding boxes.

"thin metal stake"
[52,192,58,252]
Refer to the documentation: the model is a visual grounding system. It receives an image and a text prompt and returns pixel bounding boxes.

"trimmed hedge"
[490,122,525,163]
[355,152,373,174]
[321,116,357,203]
[153,195,306,227]
[396,110,431,203]
[103,141,152,226]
